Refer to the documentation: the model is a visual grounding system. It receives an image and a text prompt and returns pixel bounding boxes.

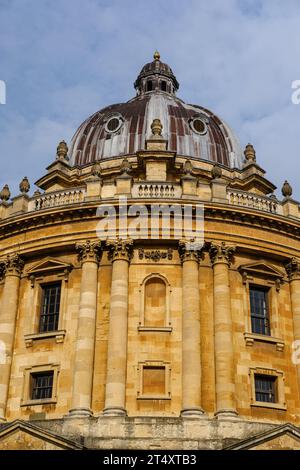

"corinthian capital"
[209,242,235,266]
[285,258,300,281]
[107,238,133,262]
[76,240,102,264]
[178,240,204,263]
[2,254,24,277]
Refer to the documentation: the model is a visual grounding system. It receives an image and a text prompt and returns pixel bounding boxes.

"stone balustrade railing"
[1,183,299,220]
[31,188,85,211]
[227,190,278,214]
[132,182,181,199]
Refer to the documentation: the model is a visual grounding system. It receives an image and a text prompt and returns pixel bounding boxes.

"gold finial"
[151,118,163,136]
[153,50,160,61]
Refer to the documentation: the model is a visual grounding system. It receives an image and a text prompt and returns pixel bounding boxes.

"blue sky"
[0,0,300,198]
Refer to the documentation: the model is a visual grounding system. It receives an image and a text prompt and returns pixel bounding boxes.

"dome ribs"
[69,92,240,168]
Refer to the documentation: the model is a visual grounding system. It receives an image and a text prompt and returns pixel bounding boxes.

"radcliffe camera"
[1,0,300,461]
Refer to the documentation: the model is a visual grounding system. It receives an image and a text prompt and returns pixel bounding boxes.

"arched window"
[144,277,166,327]
[147,80,153,92]
[139,274,172,331]
[160,81,167,92]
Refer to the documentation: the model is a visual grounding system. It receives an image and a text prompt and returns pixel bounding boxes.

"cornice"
[0,199,300,243]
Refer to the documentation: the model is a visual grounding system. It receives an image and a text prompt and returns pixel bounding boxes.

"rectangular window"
[255,375,276,403]
[142,366,166,396]
[39,283,61,333]
[31,371,54,400]
[250,286,270,335]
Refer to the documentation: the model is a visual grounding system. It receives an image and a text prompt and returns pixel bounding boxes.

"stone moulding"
[26,258,73,286]
[0,200,300,241]
[244,332,285,352]
[138,248,173,262]
[24,330,66,348]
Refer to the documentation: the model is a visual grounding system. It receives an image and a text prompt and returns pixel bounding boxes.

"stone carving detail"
[75,240,102,263]
[178,240,204,263]
[286,258,300,281]
[19,177,30,194]
[211,164,222,179]
[91,162,102,178]
[120,158,132,175]
[56,140,69,160]
[2,254,24,276]
[209,241,235,266]
[151,118,163,136]
[183,160,193,176]
[282,180,293,198]
[107,238,133,262]
[138,248,173,262]
[244,143,256,162]
[0,184,11,202]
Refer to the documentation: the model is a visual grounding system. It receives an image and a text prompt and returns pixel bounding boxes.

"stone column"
[68,240,102,418]
[103,239,133,416]
[209,242,238,419]
[179,240,205,417]
[0,254,24,421]
[286,258,300,395]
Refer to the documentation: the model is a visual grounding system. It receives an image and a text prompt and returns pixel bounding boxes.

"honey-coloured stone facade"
[1,54,300,449]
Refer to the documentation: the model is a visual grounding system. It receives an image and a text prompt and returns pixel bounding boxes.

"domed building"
[1,52,300,450]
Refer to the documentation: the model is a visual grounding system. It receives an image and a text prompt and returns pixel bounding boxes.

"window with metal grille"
[255,375,276,403]
[31,371,54,400]
[250,286,270,335]
[39,283,61,333]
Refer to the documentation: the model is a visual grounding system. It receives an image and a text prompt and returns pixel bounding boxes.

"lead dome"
[69,52,243,168]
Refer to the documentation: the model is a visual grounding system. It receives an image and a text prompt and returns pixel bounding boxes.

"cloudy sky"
[0,0,300,199]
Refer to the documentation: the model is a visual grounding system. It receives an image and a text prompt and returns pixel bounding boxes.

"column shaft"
[0,255,23,421]
[69,241,101,418]
[290,279,300,392]
[104,239,132,416]
[286,259,300,395]
[180,241,204,417]
[210,242,237,419]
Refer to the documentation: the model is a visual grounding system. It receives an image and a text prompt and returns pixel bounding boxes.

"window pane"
[31,371,54,400]
[255,375,276,403]
[250,287,270,335]
[39,283,61,333]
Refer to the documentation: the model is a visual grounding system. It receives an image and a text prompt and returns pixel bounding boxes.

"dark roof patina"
[69,54,243,168]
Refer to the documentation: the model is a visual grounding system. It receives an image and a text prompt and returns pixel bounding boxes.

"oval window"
[105,116,123,133]
[190,117,207,135]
